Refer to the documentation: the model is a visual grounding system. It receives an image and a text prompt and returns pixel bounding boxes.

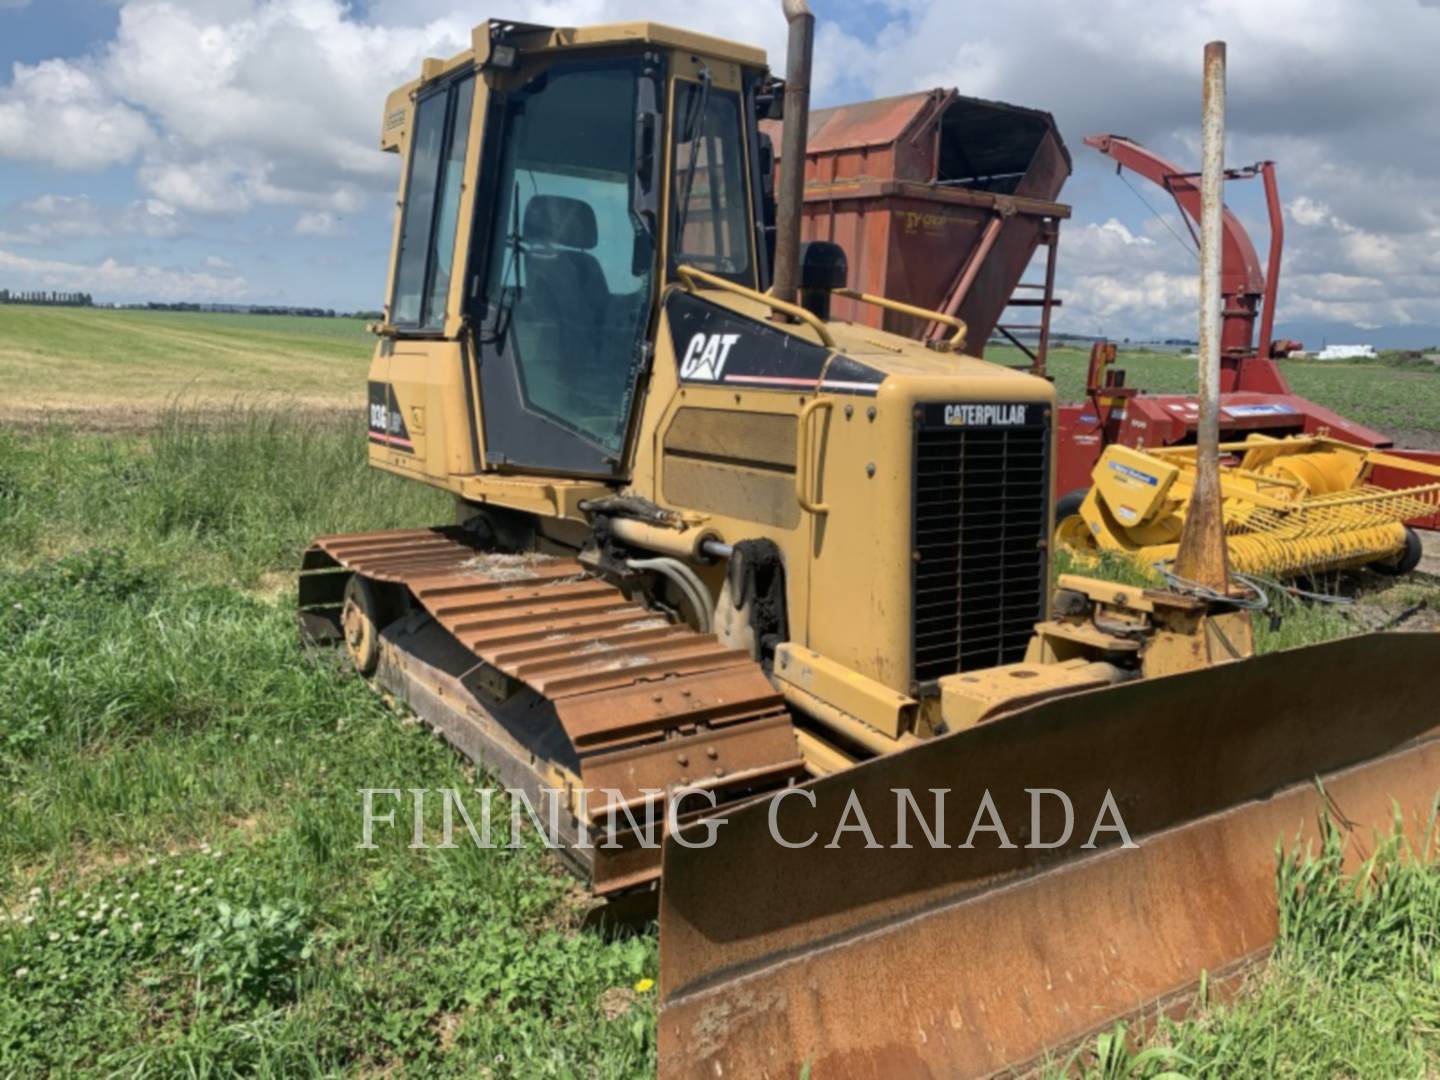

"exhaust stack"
[771,0,815,308]
[1172,40,1232,590]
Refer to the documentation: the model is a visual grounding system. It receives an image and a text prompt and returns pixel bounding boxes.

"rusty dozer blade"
[657,631,1440,1078]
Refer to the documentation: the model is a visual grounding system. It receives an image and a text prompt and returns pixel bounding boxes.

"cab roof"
[414,19,769,88]
[516,21,769,68]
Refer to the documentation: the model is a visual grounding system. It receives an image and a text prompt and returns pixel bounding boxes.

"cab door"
[469,56,659,476]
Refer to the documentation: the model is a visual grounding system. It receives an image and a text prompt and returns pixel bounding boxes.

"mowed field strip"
[0,306,373,427]
[7,304,1440,437]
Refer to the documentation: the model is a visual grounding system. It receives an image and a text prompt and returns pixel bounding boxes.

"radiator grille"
[912,404,1050,686]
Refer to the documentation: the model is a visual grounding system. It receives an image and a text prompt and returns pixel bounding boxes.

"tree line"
[0,289,93,307]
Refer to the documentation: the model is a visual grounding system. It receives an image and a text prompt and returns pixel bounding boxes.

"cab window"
[391,72,476,329]
[671,82,752,284]
[479,59,655,453]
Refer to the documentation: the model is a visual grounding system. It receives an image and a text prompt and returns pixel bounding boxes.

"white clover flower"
[146,857,158,867]
[174,869,184,878]
[68,934,78,943]
[90,913,102,923]
[129,893,139,903]
[56,899,68,909]
[47,932,60,942]
[203,878,213,888]
[199,843,211,854]
[188,887,199,896]
[211,851,223,860]
[173,885,184,895]
[27,887,40,898]
[13,967,28,978]
[98,929,108,938]
[21,916,34,927]
[76,910,87,920]
[130,921,143,933]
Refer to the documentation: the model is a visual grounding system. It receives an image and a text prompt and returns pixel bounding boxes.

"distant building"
[1315,344,1376,360]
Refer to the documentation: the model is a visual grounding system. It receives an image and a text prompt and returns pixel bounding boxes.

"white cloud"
[0,247,247,302]
[0,58,153,169]
[294,210,344,236]
[0,193,184,244]
[204,254,232,269]
[0,0,1437,331]
[1288,196,1332,228]
[137,152,254,214]
[104,0,472,211]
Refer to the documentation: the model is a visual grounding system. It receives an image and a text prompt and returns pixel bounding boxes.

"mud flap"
[657,631,1440,1078]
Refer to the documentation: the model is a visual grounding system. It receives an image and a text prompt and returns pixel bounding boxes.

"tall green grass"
[1058,815,1440,1079]
[0,404,448,584]
[0,408,653,1075]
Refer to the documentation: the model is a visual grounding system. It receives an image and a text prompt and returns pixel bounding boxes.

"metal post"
[1256,161,1282,364]
[771,0,815,309]
[928,212,1003,340]
[1172,40,1232,590]
[1034,220,1060,377]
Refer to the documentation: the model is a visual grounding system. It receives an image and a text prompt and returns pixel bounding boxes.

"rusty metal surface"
[657,631,1440,1078]
[301,527,803,894]
[802,90,943,163]
[763,88,1071,352]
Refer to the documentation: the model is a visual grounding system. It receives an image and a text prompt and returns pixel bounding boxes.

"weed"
[1053,813,1440,1079]
[0,406,653,1075]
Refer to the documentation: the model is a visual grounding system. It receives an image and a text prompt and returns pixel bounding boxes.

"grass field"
[0,306,371,427]
[3,307,1439,1076]
[989,342,1440,443]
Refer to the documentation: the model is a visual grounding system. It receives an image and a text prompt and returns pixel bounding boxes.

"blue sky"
[1,0,1438,345]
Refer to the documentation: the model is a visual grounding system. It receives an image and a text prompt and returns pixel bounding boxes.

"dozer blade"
[657,631,1440,1078]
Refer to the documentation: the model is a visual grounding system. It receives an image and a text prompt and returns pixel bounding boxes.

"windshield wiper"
[480,180,524,346]
[673,66,712,251]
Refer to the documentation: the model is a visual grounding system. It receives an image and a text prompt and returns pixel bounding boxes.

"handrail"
[795,397,833,514]
[674,264,836,349]
[833,287,967,351]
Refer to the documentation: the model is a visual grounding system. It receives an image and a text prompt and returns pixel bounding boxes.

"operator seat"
[514,194,619,433]
[518,193,645,442]
[520,194,609,336]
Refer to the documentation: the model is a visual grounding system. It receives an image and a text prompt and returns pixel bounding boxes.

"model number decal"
[367,381,414,450]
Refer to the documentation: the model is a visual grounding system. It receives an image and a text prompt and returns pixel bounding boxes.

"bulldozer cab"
[380,21,771,477]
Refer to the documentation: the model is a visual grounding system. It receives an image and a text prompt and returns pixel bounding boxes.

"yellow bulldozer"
[297,6,1440,1075]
